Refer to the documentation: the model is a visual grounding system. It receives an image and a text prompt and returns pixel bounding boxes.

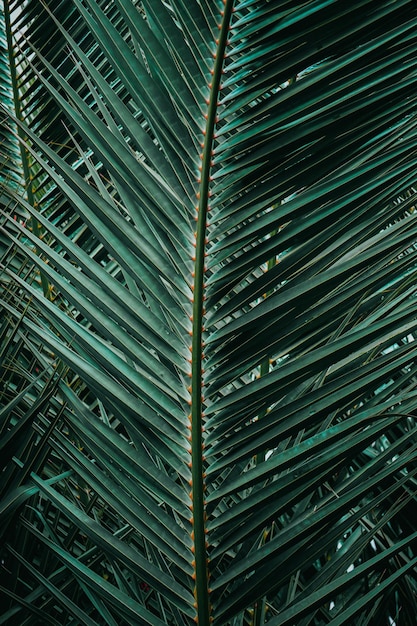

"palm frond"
[2,1,417,625]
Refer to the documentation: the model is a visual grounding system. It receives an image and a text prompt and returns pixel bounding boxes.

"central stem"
[191,2,235,624]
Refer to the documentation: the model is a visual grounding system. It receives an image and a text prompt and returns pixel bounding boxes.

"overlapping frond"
[1,1,417,625]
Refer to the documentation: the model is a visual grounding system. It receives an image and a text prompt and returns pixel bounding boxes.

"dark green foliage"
[1,1,417,624]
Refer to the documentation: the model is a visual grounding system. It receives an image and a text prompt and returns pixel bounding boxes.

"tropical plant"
[2,1,417,624]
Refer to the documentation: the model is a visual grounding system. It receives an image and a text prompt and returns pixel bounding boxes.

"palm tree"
[2,1,417,624]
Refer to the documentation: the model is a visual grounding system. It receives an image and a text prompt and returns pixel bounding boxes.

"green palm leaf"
[2,1,417,625]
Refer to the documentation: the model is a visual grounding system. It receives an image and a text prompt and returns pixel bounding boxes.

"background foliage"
[2,1,417,624]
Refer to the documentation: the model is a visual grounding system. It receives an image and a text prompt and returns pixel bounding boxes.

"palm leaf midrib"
[188,2,236,623]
